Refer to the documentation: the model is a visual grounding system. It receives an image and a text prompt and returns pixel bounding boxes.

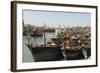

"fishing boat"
[62,31,86,60]
[30,28,43,37]
[64,48,84,60]
[25,24,64,62]
[31,32,43,37]
[23,31,43,37]
[44,28,55,32]
[26,44,64,62]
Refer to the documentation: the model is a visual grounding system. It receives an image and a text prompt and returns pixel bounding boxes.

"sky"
[23,10,91,28]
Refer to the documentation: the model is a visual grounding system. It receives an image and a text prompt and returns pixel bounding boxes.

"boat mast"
[43,23,46,47]
[62,24,67,60]
[23,18,31,46]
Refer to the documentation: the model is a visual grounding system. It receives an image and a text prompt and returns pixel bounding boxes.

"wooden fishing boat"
[61,31,89,60]
[65,48,84,60]
[44,28,55,32]
[26,44,64,62]
[31,32,43,37]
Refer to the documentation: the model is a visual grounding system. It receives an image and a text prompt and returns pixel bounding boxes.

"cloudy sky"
[23,10,91,28]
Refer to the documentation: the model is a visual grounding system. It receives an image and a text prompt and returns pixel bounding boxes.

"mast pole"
[43,23,46,47]
[23,18,31,46]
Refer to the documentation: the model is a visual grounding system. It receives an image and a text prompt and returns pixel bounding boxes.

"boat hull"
[26,44,64,62]
[65,48,91,60]
[31,33,43,37]
[65,49,84,60]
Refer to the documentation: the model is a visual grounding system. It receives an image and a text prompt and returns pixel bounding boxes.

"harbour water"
[22,32,55,62]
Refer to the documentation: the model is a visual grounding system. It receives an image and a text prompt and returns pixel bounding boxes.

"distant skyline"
[23,10,91,28]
